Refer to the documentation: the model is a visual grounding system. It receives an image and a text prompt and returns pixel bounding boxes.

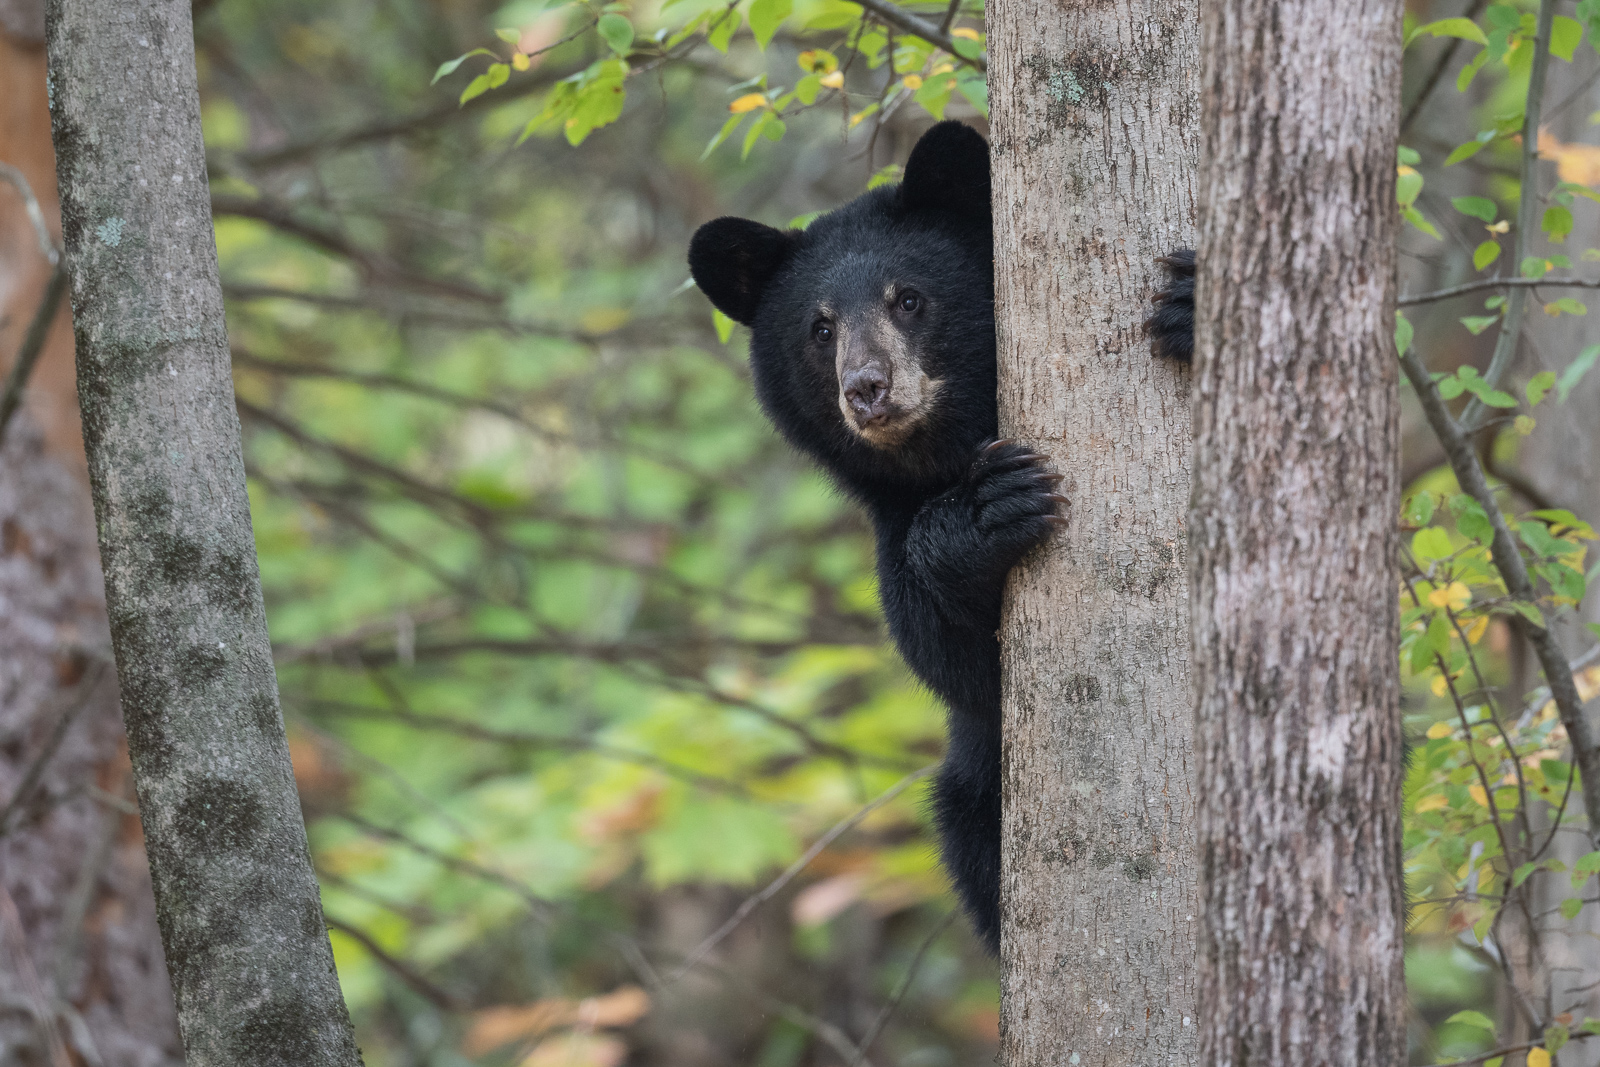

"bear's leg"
[932,714,1002,953]
[1145,248,1195,362]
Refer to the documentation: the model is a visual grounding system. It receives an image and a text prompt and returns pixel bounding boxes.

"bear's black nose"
[842,366,891,421]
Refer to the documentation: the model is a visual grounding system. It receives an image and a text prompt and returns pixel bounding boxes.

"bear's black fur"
[689,121,1193,952]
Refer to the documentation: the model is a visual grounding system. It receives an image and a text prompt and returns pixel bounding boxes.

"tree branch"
[850,0,984,70]
[1398,275,1600,307]
[1460,0,1556,431]
[1400,348,1600,849]
[667,764,935,981]
[323,917,467,1012]
[0,262,69,450]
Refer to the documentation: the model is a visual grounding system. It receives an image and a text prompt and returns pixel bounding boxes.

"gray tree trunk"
[1191,1,1408,1064]
[987,3,1200,1061]
[42,2,361,1065]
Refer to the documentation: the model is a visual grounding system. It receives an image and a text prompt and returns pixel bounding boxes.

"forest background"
[1,0,1599,1064]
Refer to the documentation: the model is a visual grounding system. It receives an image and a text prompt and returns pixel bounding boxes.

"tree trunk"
[1191,2,1408,1064]
[2,10,182,1064]
[987,2,1200,1061]
[42,2,361,1065]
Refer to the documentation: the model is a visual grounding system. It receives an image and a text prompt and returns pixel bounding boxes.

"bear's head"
[688,121,995,493]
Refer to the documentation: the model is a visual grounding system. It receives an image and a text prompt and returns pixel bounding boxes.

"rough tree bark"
[1192,2,1408,1065]
[987,2,1200,1062]
[42,2,361,1065]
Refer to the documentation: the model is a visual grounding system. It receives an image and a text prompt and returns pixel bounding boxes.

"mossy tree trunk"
[987,3,1200,1061]
[1191,1,1408,1063]
[43,2,361,1064]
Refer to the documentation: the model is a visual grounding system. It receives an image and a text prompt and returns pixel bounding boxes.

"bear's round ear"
[688,217,797,326]
[899,121,991,220]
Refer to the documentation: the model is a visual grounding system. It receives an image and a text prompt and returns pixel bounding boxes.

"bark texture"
[42,2,361,1065]
[1192,2,1408,1065]
[987,2,1200,1062]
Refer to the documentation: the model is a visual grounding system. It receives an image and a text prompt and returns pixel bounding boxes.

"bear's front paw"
[1145,248,1194,362]
[964,439,1068,557]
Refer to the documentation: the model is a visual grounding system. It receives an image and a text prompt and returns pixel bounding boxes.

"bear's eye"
[897,292,921,314]
[812,321,834,344]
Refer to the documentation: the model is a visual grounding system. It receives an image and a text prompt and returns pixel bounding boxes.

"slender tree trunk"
[43,2,361,1065]
[1191,2,1408,1064]
[988,2,1200,1060]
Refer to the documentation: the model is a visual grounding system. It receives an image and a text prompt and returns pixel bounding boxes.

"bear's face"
[689,122,995,491]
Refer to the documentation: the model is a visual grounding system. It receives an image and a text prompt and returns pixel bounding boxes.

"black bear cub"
[688,121,1193,952]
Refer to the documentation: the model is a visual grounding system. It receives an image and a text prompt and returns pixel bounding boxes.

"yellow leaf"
[1398,164,1419,178]
[1466,615,1489,644]
[512,52,531,71]
[1431,676,1451,697]
[1426,721,1454,739]
[1415,794,1450,811]
[902,74,923,90]
[1538,130,1600,186]
[1428,581,1472,611]
[819,70,844,89]
[1529,1048,1552,1067]
[950,26,981,39]
[729,93,769,113]
[797,49,838,73]
[1488,219,1511,233]
[1469,784,1489,807]
[932,61,954,75]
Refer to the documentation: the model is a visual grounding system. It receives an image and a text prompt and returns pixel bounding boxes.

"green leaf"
[787,210,821,230]
[1411,611,1452,672]
[1413,527,1454,561]
[1454,196,1499,222]
[1402,206,1441,240]
[1588,622,1600,640]
[1446,1009,1498,1033]
[742,109,775,159]
[1584,1018,1600,1036]
[1523,256,1551,280]
[1406,17,1490,48]
[1449,495,1493,544]
[1547,1023,1572,1054]
[432,48,496,84]
[460,71,493,104]
[598,13,634,54]
[1558,344,1600,401]
[951,36,984,60]
[487,62,509,88]
[1406,492,1436,526]
[1527,371,1558,406]
[1458,48,1491,91]
[1547,297,1587,316]
[1543,758,1572,784]
[1445,135,1494,166]
[1398,145,1421,165]
[1438,373,1466,400]
[1474,240,1502,271]
[794,72,823,105]
[1552,15,1585,60]
[1520,520,1570,559]
[867,163,903,190]
[1513,861,1540,887]
[712,307,735,343]
[1562,897,1586,920]
[495,27,523,44]
[1544,205,1576,242]
[955,70,987,117]
[1509,600,1547,628]
[1396,168,1424,207]
[747,0,792,49]
[701,112,745,159]
[1461,314,1500,335]
[707,8,739,52]
[1395,312,1414,357]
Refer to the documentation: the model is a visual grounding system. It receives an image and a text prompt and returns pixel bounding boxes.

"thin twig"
[0,886,71,1067]
[847,909,957,1067]
[1460,0,1556,431]
[324,916,468,1011]
[1397,275,1600,307]
[0,163,60,265]
[0,663,108,840]
[1401,349,1600,851]
[1433,1031,1595,1067]
[936,0,961,34]
[850,0,984,71]
[0,262,69,450]
[667,764,936,981]
[1400,0,1490,133]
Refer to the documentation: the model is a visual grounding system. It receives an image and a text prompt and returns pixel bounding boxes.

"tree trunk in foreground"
[43,2,361,1065]
[988,2,1200,1061]
[1192,2,1407,1064]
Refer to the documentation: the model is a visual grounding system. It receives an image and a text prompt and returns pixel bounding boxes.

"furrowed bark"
[42,2,361,1065]
[1193,1,1408,1065]
[988,2,1199,1062]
